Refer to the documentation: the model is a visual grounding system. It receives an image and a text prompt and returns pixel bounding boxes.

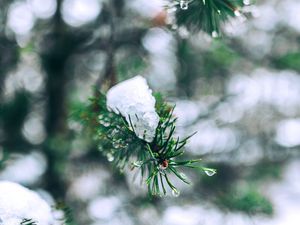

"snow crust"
[106,76,159,142]
[0,181,54,225]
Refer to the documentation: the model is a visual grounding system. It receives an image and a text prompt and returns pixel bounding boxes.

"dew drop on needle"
[205,169,216,176]
[172,189,180,197]
[180,0,189,10]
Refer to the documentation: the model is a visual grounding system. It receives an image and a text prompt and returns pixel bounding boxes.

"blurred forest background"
[0,0,300,224]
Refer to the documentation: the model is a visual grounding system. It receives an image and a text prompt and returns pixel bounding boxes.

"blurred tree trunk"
[40,0,70,199]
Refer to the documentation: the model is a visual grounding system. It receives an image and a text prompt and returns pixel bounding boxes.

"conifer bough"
[86,76,216,196]
[173,0,246,35]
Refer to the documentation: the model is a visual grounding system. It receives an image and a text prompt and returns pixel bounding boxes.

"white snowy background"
[1,0,300,224]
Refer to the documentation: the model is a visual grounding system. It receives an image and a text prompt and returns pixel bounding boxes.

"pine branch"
[81,91,216,196]
[171,0,246,35]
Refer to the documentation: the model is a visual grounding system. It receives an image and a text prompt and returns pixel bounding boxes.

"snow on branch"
[81,76,216,196]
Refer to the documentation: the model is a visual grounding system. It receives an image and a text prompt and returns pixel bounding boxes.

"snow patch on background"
[0,181,54,225]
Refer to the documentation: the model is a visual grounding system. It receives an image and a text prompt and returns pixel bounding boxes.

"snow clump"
[106,75,159,142]
[0,181,54,225]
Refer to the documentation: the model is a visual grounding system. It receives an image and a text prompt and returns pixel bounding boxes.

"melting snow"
[106,76,159,143]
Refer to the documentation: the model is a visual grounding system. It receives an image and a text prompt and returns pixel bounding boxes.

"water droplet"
[217,10,221,15]
[172,189,180,197]
[243,0,251,5]
[154,192,163,197]
[112,141,122,149]
[180,0,189,10]
[103,121,110,127]
[234,10,241,17]
[107,153,114,162]
[204,169,216,176]
[212,31,219,38]
[111,129,118,136]
[172,24,178,30]
[202,0,206,5]
[132,161,143,168]
[99,118,110,127]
